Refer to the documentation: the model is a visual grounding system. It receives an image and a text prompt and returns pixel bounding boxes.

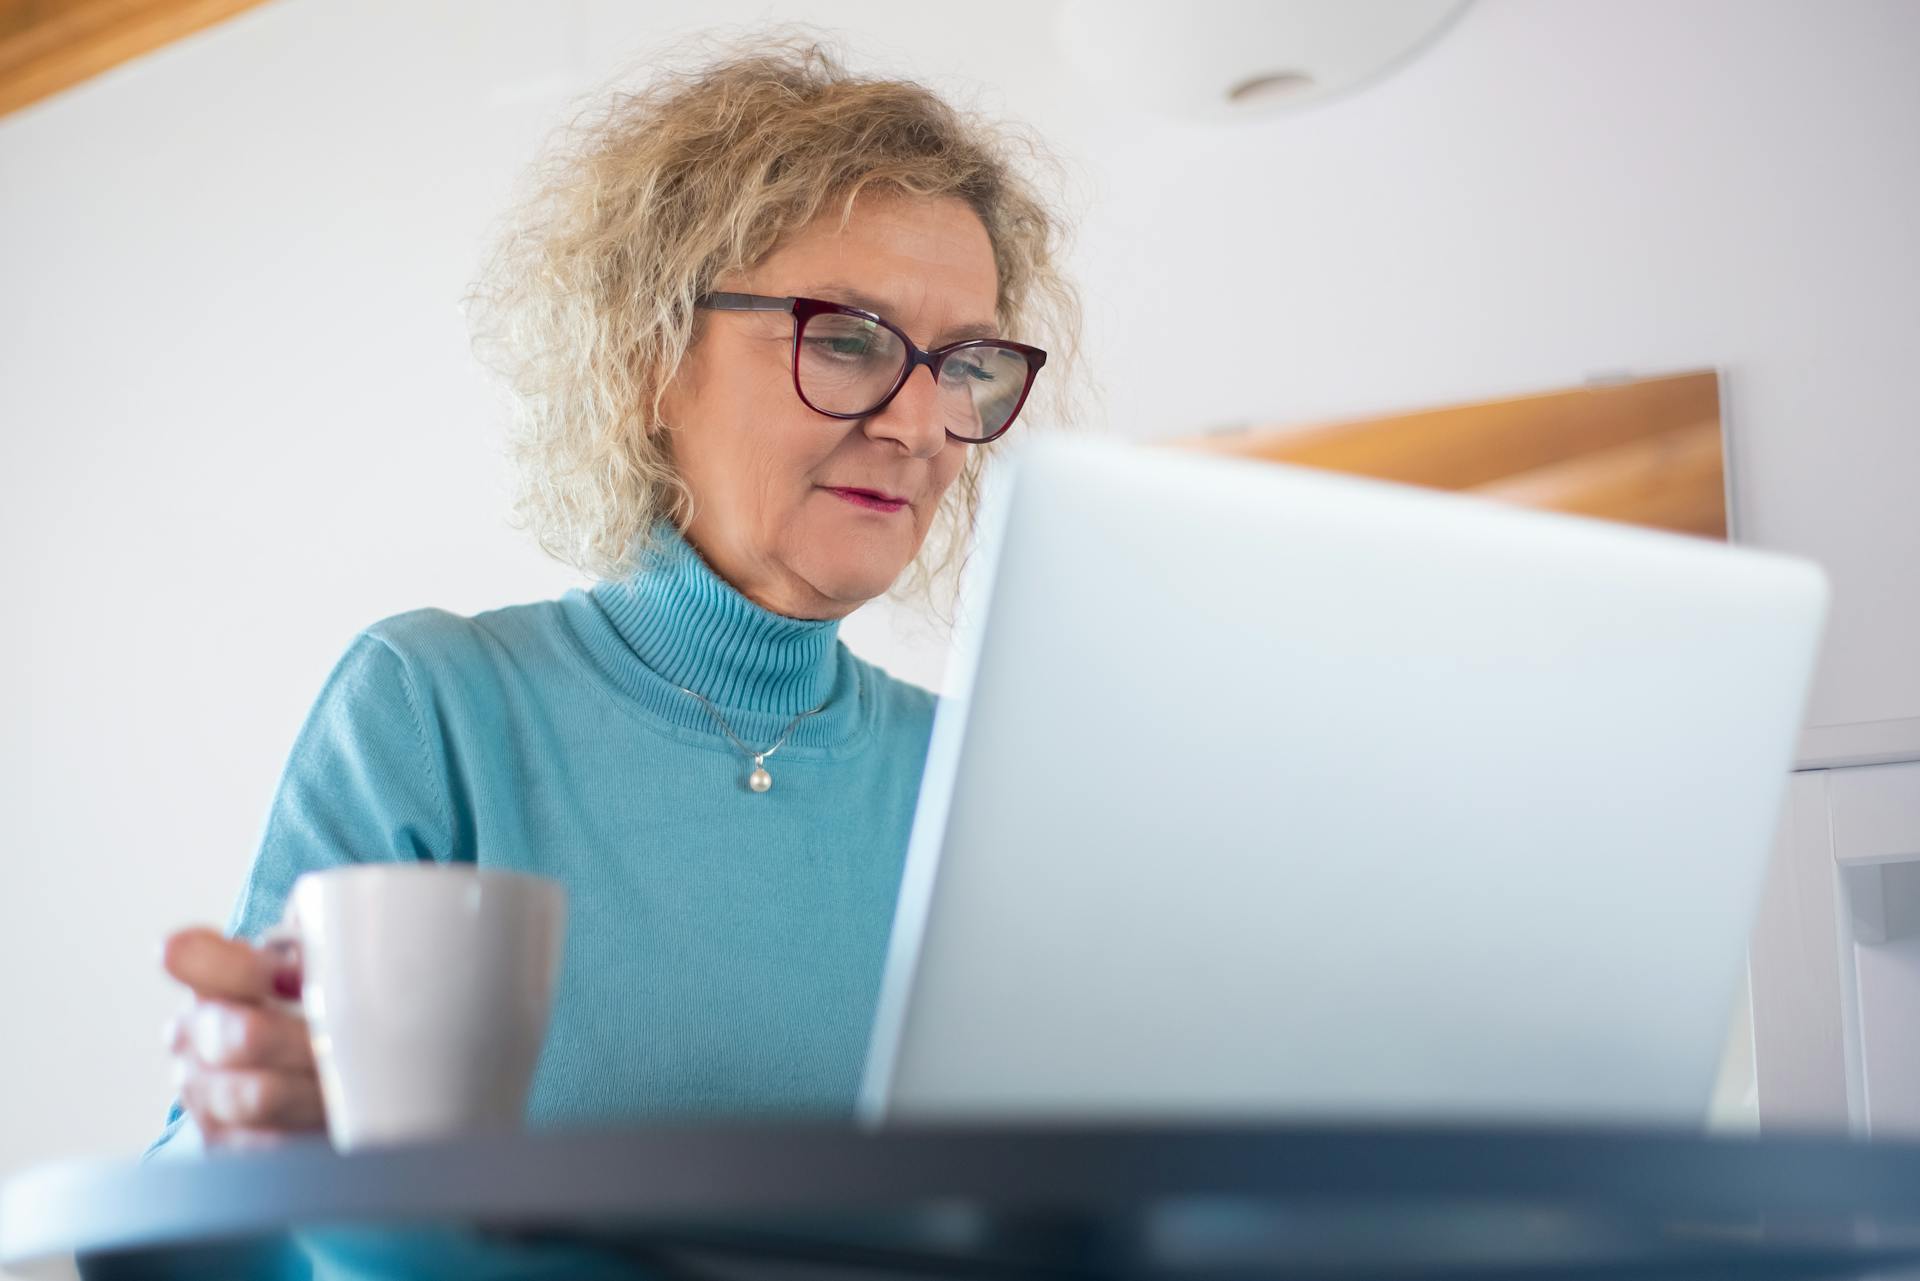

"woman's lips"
[825,487,909,513]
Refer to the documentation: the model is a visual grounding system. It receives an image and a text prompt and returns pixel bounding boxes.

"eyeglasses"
[695,292,1047,444]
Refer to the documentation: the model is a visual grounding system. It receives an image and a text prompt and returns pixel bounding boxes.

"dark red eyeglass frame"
[696,291,1048,444]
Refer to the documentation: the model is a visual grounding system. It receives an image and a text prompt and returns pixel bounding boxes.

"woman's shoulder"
[338,597,583,710]
[356,596,570,666]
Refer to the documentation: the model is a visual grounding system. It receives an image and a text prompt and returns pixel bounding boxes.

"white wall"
[3,0,1916,1206]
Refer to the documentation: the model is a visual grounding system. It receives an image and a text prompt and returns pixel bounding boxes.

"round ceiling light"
[1054,0,1472,122]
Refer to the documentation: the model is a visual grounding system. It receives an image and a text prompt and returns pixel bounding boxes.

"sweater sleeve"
[146,630,453,1158]
[225,631,455,940]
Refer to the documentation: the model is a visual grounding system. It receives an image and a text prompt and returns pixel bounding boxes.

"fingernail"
[272,968,302,1000]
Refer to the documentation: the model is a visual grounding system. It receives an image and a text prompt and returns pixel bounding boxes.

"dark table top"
[7,1122,1920,1279]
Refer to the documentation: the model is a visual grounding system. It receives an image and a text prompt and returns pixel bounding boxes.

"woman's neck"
[590,523,842,715]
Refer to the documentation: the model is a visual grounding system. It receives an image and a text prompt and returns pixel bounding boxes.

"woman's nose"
[863,365,949,458]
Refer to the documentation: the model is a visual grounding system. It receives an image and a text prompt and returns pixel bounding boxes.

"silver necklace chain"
[678,686,828,794]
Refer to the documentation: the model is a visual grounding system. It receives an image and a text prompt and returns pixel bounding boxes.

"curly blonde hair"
[467,34,1082,602]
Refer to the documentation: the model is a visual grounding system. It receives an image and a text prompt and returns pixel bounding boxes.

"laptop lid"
[861,436,1827,1127]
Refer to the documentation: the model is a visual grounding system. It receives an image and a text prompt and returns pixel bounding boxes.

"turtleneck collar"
[587,522,847,725]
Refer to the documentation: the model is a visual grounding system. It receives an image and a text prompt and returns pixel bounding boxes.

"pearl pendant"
[749,761,773,793]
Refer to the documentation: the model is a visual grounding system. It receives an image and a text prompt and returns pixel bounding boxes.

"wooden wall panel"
[0,0,269,118]
[1176,370,1728,539]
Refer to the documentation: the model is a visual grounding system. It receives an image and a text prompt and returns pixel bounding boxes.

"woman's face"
[663,193,1000,619]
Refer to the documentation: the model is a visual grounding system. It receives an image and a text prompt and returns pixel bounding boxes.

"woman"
[155,39,1077,1151]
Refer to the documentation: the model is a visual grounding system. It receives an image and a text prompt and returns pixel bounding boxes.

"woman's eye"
[951,359,996,383]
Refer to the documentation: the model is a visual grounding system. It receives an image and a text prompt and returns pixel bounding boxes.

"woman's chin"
[785,514,918,610]
[815,564,902,611]
[787,549,909,615]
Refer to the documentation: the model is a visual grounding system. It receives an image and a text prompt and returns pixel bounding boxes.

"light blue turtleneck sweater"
[151,523,937,1156]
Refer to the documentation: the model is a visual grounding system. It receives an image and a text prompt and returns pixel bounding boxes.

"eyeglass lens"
[797,311,1032,441]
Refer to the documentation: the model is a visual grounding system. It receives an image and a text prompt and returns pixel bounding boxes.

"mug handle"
[254,918,305,1017]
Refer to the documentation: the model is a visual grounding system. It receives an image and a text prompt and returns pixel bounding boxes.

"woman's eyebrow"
[807,283,999,343]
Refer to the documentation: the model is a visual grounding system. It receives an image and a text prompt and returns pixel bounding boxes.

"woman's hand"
[162,926,326,1145]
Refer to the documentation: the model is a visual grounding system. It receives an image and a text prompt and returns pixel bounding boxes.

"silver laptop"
[860,435,1828,1127]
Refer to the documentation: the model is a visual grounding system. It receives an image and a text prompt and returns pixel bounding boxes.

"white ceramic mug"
[264,865,567,1151]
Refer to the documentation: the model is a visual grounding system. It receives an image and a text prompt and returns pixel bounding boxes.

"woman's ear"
[650,336,700,442]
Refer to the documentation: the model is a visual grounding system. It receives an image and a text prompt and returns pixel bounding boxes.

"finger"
[184,999,316,1072]
[182,1068,327,1133]
[162,928,282,1003]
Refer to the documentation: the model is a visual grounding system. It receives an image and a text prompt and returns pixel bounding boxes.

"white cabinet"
[1751,758,1920,1135]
